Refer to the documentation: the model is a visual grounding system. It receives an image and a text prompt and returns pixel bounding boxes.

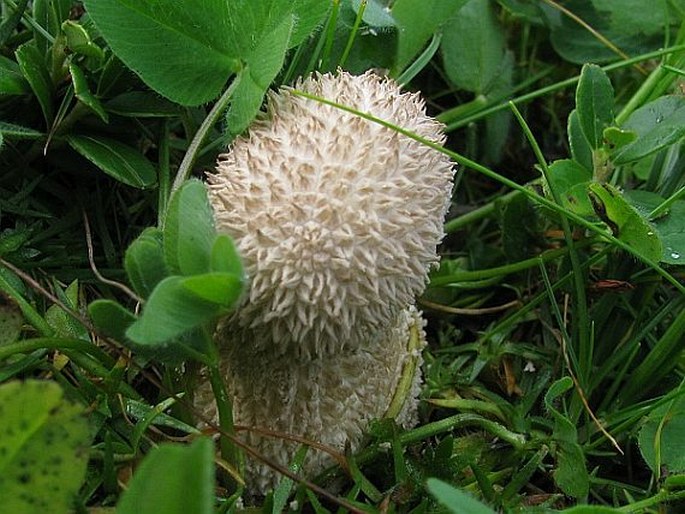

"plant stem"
[616,489,685,512]
[429,238,592,286]
[0,336,112,364]
[171,79,241,194]
[157,120,171,224]
[207,363,244,486]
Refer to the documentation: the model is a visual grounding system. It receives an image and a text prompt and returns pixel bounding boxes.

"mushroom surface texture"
[201,69,455,493]
[196,306,427,494]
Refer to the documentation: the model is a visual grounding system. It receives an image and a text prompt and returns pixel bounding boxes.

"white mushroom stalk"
[198,70,455,492]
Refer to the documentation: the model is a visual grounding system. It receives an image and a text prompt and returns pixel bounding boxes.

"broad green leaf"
[426,478,496,514]
[163,179,215,276]
[0,122,43,140]
[46,280,89,340]
[546,159,593,216]
[0,56,30,96]
[125,276,223,345]
[497,0,545,24]
[15,42,54,125]
[85,0,316,107]
[84,0,241,105]
[61,20,105,60]
[180,272,243,308]
[0,292,23,346]
[289,0,330,47]
[350,0,396,28]
[543,378,590,497]
[548,0,665,63]
[575,64,614,149]
[544,377,577,443]
[441,0,505,94]
[392,0,468,73]
[613,96,685,165]
[603,126,637,150]
[567,110,593,172]
[593,0,671,39]
[652,201,685,265]
[639,394,685,473]
[588,183,663,261]
[69,62,109,122]
[67,135,157,188]
[227,14,293,136]
[0,380,92,514]
[124,227,169,298]
[210,234,244,277]
[88,299,136,342]
[105,92,180,118]
[116,438,214,514]
[483,51,514,163]
[554,440,589,498]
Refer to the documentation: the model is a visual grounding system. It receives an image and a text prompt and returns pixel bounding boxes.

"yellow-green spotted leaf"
[0,292,23,346]
[0,380,92,514]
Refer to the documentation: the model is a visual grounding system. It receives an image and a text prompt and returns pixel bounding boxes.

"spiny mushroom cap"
[208,70,454,358]
[195,306,427,494]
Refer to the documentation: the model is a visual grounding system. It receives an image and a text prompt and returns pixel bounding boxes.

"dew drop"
[671,252,681,260]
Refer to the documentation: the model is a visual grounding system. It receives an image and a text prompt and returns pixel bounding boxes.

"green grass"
[1,0,685,513]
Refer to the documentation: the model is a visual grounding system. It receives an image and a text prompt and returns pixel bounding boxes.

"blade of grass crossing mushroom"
[289,89,685,295]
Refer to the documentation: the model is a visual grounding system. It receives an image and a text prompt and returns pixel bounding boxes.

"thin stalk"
[444,188,524,233]
[398,413,526,450]
[396,32,442,86]
[429,240,592,286]
[157,119,171,224]
[339,0,365,68]
[616,489,685,512]
[649,185,685,219]
[353,413,526,468]
[319,0,340,70]
[207,362,244,487]
[171,79,240,194]
[0,336,113,365]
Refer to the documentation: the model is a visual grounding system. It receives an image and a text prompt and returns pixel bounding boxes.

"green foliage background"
[1,0,685,512]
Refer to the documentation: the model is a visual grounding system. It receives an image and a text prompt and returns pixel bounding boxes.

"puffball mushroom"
[198,69,455,492]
